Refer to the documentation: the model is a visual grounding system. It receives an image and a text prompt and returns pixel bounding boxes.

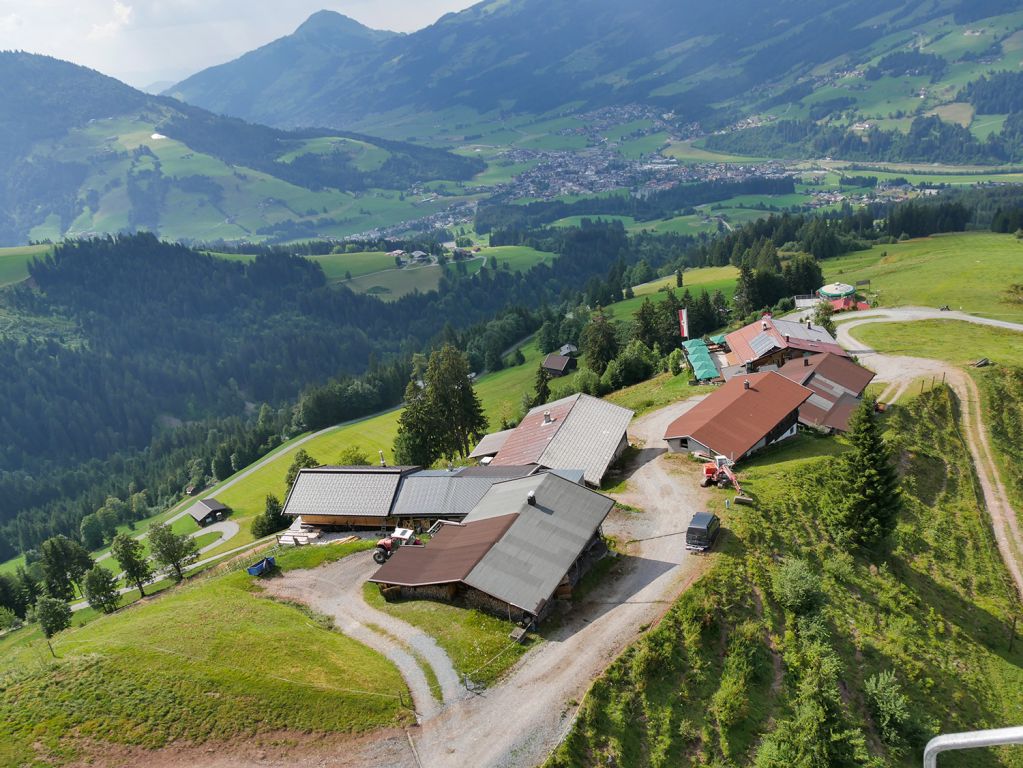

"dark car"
[686,512,721,552]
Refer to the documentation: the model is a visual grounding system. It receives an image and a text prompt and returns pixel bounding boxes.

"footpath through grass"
[363,583,534,688]
[0,565,411,766]
[548,387,1023,767]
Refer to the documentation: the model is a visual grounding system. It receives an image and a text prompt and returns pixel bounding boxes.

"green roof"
[710,334,726,345]
[682,339,719,380]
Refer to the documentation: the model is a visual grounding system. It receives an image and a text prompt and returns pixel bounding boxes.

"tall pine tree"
[828,397,902,550]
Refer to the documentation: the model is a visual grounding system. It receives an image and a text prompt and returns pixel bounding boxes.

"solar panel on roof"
[749,331,780,358]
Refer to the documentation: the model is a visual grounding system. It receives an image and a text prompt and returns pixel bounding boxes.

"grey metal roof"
[187,497,226,522]
[391,471,512,519]
[462,474,614,614]
[458,465,538,479]
[282,466,415,519]
[544,468,586,485]
[537,394,633,486]
[468,428,514,459]
[772,317,837,343]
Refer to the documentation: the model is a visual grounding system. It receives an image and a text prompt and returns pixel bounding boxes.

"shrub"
[667,348,685,376]
[771,559,823,615]
[865,669,911,747]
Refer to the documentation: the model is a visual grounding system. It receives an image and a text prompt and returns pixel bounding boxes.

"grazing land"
[0,569,411,766]
[822,232,1023,323]
[852,321,1023,369]
[0,244,50,286]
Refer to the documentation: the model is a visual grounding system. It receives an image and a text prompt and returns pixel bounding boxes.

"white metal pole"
[924,726,1023,768]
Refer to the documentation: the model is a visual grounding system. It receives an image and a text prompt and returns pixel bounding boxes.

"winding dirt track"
[836,307,1023,599]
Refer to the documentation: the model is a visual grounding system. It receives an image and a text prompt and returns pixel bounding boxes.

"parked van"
[686,512,720,552]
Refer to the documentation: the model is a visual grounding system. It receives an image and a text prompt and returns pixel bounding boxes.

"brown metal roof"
[490,396,577,467]
[368,514,517,587]
[542,353,573,373]
[778,353,874,432]
[663,372,812,460]
[725,315,847,366]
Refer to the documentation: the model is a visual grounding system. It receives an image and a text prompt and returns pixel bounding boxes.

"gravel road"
[837,307,1023,600]
[263,551,466,720]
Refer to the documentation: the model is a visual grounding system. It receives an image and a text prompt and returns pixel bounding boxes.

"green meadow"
[0,569,411,765]
[0,244,50,286]
[822,231,1023,323]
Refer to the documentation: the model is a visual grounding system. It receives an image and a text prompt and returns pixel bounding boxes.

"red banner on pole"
[678,309,689,340]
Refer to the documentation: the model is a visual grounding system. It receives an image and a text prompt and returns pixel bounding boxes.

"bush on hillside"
[771,558,823,615]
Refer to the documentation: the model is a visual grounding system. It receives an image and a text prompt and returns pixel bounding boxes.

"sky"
[0,0,479,88]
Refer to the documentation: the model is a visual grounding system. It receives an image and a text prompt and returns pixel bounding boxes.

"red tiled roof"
[663,372,812,460]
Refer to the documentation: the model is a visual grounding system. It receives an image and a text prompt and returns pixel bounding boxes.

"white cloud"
[0,0,479,86]
[88,1,133,40]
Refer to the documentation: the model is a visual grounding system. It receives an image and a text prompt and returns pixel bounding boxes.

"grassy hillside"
[823,232,1023,322]
[0,244,50,286]
[0,569,411,765]
[548,387,1023,767]
[853,321,1023,368]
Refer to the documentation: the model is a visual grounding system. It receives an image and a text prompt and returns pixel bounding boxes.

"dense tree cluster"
[957,70,1023,115]
[706,114,1023,164]
[477,178,794,234]
[393,346,488,466]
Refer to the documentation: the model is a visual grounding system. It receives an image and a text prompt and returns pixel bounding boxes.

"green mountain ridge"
[165,0,1023,144]
[0,51,481,246]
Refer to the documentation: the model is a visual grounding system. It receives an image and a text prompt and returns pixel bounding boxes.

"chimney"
[379,450,386,467]
[527,491,537,506]
[806,318,812,329]
[543,410,553,425]
[804,356,810,367]
[744,379,751,390]
[761,319,768,330]
[785,334,790,343]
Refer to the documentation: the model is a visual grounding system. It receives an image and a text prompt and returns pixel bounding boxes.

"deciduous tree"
[34,596,71,657]
[111,532,152,598]
[148,522,199,582]
[40,535,94,601]
[83,565,120,614]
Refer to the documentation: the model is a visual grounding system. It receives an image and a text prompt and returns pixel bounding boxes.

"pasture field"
[0,569,411,765]
[822,231,1023,323]
[310,251,398,281]
[0,244,50,286]
[851,320,1023,369]
[479,245,557,271]
[346,259,482,300]
[661,140,766,164]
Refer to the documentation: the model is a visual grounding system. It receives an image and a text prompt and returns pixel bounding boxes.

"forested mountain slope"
[0,52,481,246]
[167,0,1023,138]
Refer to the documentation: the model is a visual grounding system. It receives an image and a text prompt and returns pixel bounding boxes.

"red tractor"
[700,455,753,504]
[372,527,421,564]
